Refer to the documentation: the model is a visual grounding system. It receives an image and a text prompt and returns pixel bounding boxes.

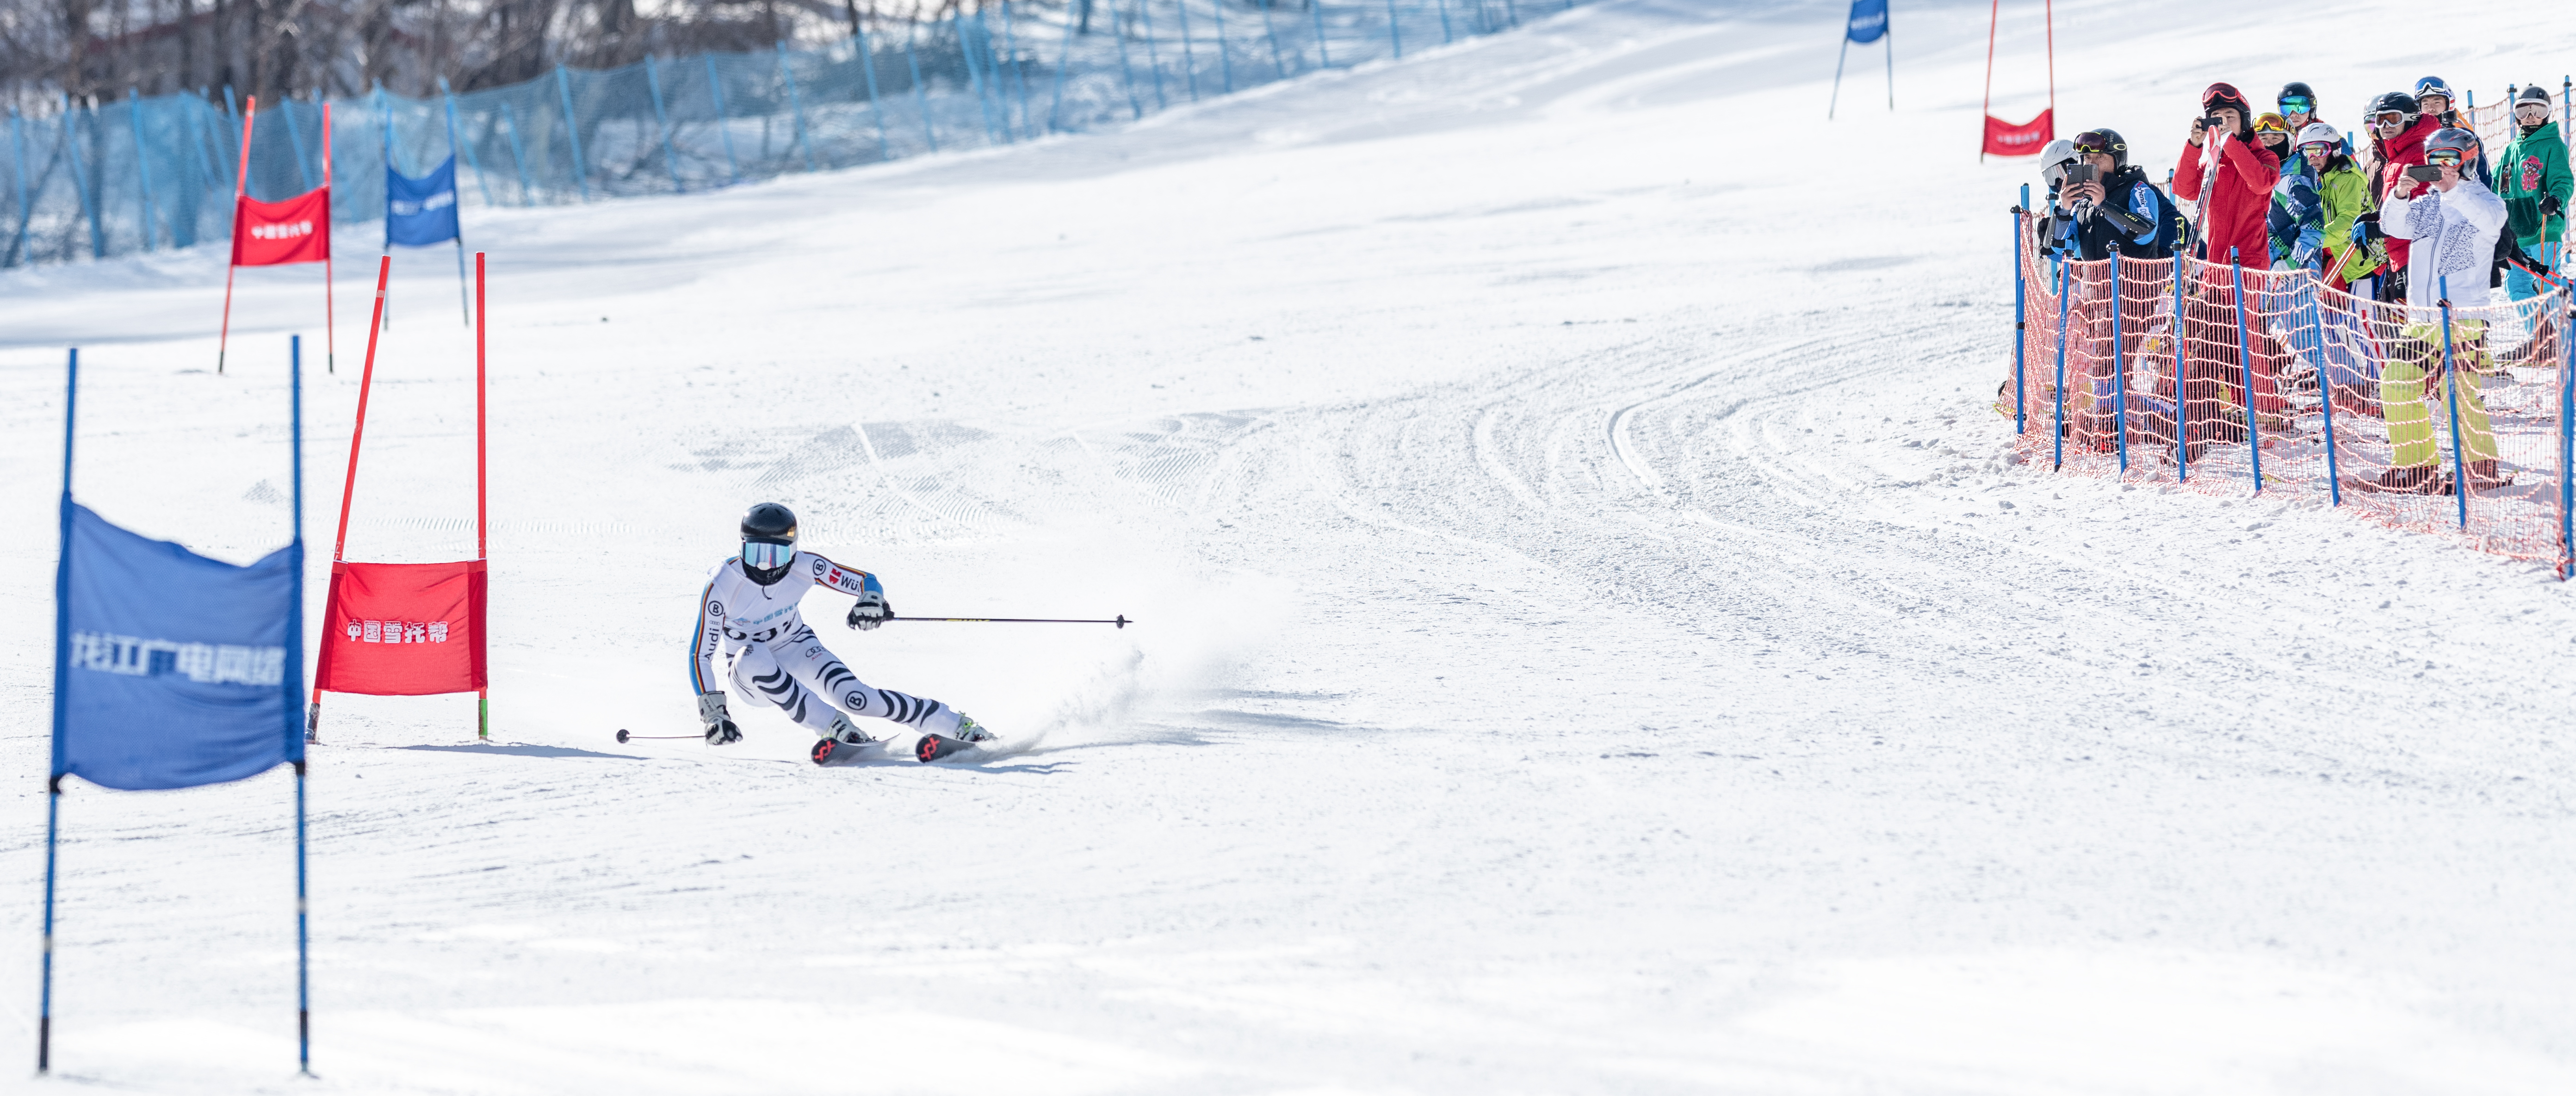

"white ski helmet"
[2039,138,2079,187]
[2294,122,2342,150]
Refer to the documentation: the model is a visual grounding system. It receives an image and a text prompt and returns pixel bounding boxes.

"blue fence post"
[64,102,104,260]
[440,78,496,207]
[7,107,31,267]
[2439,275,2471,528]
[1385,0,1403,60]
[1176,0,1199,100]
[904,22,939,153]
[1049,3,1082,131]
[1259,0,1292,79]
[706,56,742,184]
[643,56,687,192]
[2012,186,2027,434]
[855,25,893,160]
[2053,262,2070,470]
[280,97,316,192]
[498,103,535,205]
[1112,5,1146,119]
[2309,278,2342,506]
[127,91,160,252]
[1215,0,1235,93]
[1138,0,1170,110]
[2230,250,2263,492]
[555,65,591,201]
[2174,254,2193,482]
[2111,249,2130,474]
[776,43,821,171]
[1311,0,1331,68]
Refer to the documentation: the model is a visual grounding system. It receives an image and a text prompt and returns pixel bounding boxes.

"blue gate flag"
[385,156,460,247]
[1846,0,1888,43]
[53,505,304,791]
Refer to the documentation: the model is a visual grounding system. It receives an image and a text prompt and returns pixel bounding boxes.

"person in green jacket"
[2498,84,2572,301]
[2297,123,2381,291]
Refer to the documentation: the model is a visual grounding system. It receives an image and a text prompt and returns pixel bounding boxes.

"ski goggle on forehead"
[742,540,797,570]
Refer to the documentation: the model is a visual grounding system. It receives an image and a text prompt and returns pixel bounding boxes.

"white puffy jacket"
[2381,175,2508,310]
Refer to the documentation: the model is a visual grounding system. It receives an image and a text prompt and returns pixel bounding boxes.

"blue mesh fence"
[3,0,1582,269]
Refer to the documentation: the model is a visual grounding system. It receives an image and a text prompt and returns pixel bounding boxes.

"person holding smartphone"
[2366,129,2511,495]
[2175,82,2280,266]
[2364,91,2440,302]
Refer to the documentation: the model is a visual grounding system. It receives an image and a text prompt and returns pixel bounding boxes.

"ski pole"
[615,730,705,742]
[891,614,1132,627]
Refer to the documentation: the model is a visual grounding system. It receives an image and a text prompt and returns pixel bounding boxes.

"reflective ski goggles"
[2373,111,2411,128]
[2516,103,2552,120]
[743,540,797,570]
[2425,149,2466,167]
[2278,96,2315,114]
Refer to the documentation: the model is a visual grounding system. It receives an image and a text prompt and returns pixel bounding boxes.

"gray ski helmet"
[2073,128,2128,170]
[2426,127,2478,158]
[2038,138,2079,187]
[2518,84,2551,107]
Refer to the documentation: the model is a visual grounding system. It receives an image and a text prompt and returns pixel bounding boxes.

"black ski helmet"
[2072,128,2128,170]
[2277,82,2317,111]
[2518,84,2552,107]
[739,502,799,585]
[2369,91,2417,124]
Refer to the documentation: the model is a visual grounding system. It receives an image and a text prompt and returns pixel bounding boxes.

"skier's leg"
[772,626,972,739]
[728,642,845,736]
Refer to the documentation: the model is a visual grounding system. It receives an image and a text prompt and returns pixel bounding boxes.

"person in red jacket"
[2170,83,2287,459]
[2362,91,2440,302]
[2175,83,2281,264]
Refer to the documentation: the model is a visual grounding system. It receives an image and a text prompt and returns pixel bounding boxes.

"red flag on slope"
[1982,109,2056,157]
[313,560,487,695]
[230,188,333,267]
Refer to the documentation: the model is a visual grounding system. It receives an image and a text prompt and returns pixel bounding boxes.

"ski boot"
[810,715,878,767]
[912,713,995,763]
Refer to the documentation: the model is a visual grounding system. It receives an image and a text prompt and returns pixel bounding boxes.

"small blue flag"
[54,505,303,791]
[386,156,460,248]
[1846,0,1889,43]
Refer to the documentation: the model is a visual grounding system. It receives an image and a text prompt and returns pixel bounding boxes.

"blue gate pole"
[128,91,160,252]
[287,332,310,1078]
[10,108,34,267]
[2439,276,2471,528]
[2174,254,2193,482]
[776,43,820,171]
[64,102,104,260]
[2231,249,2263,491]
[1260,0,1291,79]
[1384,0,1402,59]
[1176,0,1199,101]
[1112,5,1146,119]
[555,66,591,201]
[2309,277,2343,506]
[1311,0,1331,68]
[2112,249,2130,474]
[1138,0,1170,110]
[855,25,893,159]
[440,78,496,207]
[643,56,686,192]
[498,103,535,205]
[705,56,742,184]
[1049,1,1082,131]
[905,23,940,152]
[1214,0,1235,93]
[2012,186,2027,433]
[38,347,75,1077]
[2053,263,2070,470]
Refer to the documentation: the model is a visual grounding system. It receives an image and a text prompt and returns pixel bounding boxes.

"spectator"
[2062,129,2181,261]
[2277,83,2320,135]
[2364,91,2440,302]
[2176,82,2280,264]
[2413,76,2490,184]
[2496,84,2570,301]
[2368,128,2510,494]
[2264,116,2323,270]
[2303,123,2382,291]
[2036,137,2082,261]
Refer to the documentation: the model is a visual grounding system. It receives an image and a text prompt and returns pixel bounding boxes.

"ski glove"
[2544,195,2564,219]
[2351,214,2383,246]
[699,691,741,745]
[848,590,894,631]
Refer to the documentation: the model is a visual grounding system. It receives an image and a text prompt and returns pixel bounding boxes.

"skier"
[690,502,995,764]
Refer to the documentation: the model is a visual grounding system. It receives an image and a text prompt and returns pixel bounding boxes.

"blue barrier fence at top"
[3,0,1582,269]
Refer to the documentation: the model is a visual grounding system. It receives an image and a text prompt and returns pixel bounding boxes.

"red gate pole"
[1980,0,1999,161]
[218,97,256,374]
[475,250,490,742]
[307,254,394,744]
[2043,0,2055,131]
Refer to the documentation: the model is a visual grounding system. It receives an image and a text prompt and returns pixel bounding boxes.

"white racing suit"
[690,551,964,740]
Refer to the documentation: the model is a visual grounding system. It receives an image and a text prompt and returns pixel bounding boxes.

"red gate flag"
[230,188,333,267]
[314,561,488,695]
[1983,109,2055,157]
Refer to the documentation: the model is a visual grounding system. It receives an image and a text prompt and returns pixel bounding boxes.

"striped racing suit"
[689,551,962,739]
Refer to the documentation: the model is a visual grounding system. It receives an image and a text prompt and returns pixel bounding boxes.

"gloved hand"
[699,692,741,745]
[2544,194,2564,218]
[2351,213,2383,246]
[847,589,894,631]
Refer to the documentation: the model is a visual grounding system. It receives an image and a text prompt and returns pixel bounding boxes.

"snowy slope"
[3,0,2576,1092]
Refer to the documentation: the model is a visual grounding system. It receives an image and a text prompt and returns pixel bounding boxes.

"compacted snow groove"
[3,0,2576,1092]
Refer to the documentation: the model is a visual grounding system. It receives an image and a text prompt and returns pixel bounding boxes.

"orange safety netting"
[2003,212,2576,572]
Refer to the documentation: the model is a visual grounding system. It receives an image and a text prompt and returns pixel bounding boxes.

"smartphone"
[2062,163,2099,187]
[2405,164,2444,182]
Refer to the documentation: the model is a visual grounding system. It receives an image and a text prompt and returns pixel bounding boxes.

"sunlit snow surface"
[4,0,2575,1092]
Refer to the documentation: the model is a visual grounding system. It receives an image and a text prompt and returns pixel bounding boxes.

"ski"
[914,733,974,763]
